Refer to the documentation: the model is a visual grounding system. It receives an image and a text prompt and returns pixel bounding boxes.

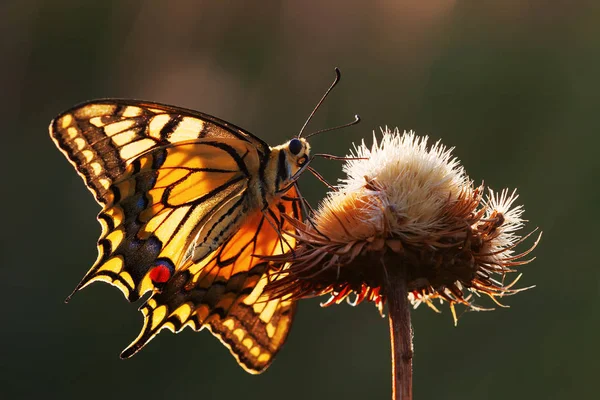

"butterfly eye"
[288,138,303,155]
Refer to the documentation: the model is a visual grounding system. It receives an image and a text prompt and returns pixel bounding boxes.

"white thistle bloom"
[317,129,473,241]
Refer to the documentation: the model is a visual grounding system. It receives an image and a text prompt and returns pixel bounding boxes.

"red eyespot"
[149,264,171,283]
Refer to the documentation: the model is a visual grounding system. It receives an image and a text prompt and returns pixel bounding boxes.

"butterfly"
[50,69,358,373]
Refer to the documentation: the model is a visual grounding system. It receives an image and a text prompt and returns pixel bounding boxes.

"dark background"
[2,1,598,399]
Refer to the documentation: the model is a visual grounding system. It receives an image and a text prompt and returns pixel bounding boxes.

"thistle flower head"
[266,128,540,322]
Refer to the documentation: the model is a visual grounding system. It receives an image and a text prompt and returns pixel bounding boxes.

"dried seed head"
[266,128,540,322]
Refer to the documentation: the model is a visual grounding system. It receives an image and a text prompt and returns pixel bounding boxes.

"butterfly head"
[283,137,311,172]
[270,137,311,194]
[287,137,310,164]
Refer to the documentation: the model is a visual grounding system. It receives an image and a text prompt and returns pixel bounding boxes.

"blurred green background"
[2,1,598,399]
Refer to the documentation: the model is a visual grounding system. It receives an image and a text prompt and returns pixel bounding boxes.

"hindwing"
[77,139,258,301]
[121,187,302,373]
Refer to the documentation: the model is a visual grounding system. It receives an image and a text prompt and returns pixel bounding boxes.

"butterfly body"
[50,99,308,373]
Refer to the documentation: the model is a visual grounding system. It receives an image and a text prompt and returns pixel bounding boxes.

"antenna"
[298,67,342,138]
[305,114,361,139]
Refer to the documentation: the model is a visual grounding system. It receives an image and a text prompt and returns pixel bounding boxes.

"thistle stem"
[386,263,413,400]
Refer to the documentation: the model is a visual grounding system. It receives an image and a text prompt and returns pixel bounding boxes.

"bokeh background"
[2,1,598,399]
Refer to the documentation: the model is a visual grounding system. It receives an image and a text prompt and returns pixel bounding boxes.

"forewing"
[121,187,303,373]
[49,99,269,205]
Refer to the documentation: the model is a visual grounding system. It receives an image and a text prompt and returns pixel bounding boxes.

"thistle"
[265,128,540,400]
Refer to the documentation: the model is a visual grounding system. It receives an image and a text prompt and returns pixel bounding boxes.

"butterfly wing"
[121,187,302,373]
[50,100,270,301]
